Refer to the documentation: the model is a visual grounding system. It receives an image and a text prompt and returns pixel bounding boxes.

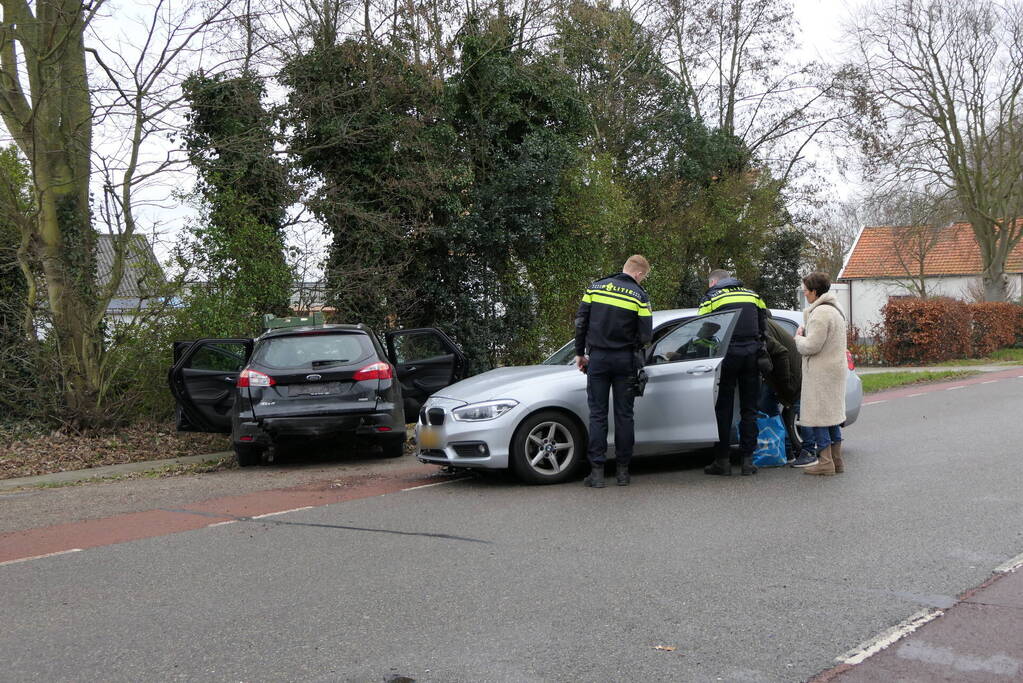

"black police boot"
[704,454,731,476]
[741,455,758,476]
[583,464,606,488]
[616,462,630,486]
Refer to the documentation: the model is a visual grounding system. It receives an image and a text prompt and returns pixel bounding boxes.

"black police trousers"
[586,348,637,466]
[714,349,761,458]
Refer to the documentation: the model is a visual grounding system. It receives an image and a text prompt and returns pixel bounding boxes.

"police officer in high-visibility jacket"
[699,269,768,476]
[574,255,653,488]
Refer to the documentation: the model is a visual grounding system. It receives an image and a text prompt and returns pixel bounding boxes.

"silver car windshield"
[542,341,577,365]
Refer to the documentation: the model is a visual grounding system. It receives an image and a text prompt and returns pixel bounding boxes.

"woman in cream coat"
[794,272,847,475]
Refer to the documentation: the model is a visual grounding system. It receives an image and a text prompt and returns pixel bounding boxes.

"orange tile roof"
[839,221,1023,279]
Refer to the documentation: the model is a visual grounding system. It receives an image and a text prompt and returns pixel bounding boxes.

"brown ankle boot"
[831,441,844,473]
[804,446,836,476]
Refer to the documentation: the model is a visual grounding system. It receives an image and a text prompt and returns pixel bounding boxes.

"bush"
[968,302,1021,357]
[876,297,1023,364]
[876,297,971,364]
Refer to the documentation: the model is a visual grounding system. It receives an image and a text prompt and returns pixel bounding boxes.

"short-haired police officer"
[574,255,653,487]
[699,269,768,476]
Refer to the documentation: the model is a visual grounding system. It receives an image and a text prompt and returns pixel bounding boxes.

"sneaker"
[791,450,819,468]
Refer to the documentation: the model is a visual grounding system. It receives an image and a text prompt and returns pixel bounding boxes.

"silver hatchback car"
[416,308,863,483]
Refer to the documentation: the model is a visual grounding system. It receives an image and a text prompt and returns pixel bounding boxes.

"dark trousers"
[586,348,636,466]
[715,351,761,458]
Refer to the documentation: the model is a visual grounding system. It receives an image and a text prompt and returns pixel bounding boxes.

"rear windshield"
[251,332,375,370]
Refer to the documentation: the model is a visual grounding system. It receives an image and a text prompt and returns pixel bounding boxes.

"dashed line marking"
[251,506,314,519]
[994,551,1023,574]
[982,380,998,384]
[945,386,966,391]
[207,520,237,528]
[837,609,943,665]
[907,393,925,397]
[0,548,82,568]
[403,479,466,491]
[863,400,888,406]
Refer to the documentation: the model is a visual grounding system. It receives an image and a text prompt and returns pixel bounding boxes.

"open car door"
[385,328,466,419]
[168,338,254,433]
[632,310,740,453]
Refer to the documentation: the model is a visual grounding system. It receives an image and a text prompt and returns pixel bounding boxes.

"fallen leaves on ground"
[652,645,677,652]
[0,421,230,480]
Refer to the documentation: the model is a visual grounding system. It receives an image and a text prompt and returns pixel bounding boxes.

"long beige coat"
[794,291,847,427]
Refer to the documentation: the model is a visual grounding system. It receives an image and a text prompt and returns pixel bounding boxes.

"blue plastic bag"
[752,412,788,467]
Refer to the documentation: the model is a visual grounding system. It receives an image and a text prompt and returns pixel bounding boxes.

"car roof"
[652,308,802,328]
[258,323,369,340]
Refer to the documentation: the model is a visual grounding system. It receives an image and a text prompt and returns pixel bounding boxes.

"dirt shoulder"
[0,451,446,535]
[0,421,229,480]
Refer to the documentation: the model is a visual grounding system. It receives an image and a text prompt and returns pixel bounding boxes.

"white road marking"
[945,386,966,390]
[837,608,943,665]
[403,478,466,491]
[907,393,925,397]
[863,400,888,406]
[251,506,314,519]
[207,520,237,527]
[994,551,1023,574]
[982,380,998,384]
[0,548,82,568]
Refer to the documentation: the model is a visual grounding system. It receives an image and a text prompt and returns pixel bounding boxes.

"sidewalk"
[856,364,1020,374]
[817,557,1023,681]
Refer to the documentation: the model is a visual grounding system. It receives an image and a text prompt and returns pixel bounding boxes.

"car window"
[251,333,374,369]
[187,343,246,372]
[542,340,577,366]
[772,317,798,335]
[649,311,737,364]
[392,332,451,365]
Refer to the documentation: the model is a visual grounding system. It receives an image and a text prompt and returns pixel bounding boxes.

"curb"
[0,452,233,492]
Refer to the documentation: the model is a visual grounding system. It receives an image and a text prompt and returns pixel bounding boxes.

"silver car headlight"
[450,399,519,422]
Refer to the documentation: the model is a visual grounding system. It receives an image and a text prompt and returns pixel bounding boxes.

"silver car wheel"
[525,421,574,475]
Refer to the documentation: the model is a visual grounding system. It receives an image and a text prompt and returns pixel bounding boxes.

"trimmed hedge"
[873,298,1023,365]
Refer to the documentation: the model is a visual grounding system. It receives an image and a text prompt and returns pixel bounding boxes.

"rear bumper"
[233,408,402,446]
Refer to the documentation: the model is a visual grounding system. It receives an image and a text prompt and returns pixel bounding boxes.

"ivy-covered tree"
[281,39,458,331]
[181,71,294,317]
[436,14,588,368]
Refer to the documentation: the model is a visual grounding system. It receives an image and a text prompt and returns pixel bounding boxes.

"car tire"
[510,410,585,485]
[234,445,263,467]
[380,434,406,458]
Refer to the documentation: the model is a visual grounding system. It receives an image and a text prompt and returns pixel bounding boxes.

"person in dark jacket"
[760,316,803,461]
[698,269,768,476]
[574,255,653,487]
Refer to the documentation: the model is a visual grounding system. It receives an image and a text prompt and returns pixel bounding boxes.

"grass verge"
[861,370,979,393]
[932,347,1023,366]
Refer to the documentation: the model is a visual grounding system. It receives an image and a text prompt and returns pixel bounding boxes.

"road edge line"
[836,608,943,665]
[0,547,82,567]
[994,551,1023,574]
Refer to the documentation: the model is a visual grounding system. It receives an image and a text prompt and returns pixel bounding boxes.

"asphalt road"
[3,374,1023,682]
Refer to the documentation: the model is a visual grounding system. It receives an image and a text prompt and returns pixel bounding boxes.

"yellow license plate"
[418,428,442,449]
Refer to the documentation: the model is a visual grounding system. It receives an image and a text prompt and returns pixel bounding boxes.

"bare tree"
[862,189,956,298]
[846,0,1023,301]
[655,0,848,185]
[0,0,236,426]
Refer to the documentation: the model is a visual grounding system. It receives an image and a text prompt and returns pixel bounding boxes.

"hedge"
[873,298,1023,365]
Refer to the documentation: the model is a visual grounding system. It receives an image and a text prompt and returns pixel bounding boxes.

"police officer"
[574,255,653,488]
[699,269,768,476]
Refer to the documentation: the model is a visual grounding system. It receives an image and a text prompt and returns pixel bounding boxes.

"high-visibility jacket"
[574,272,652,356]
[697,277,767,352]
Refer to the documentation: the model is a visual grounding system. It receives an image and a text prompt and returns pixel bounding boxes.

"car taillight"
[354,361,393,381]
[847,351,855,371]
[237,369,275,387]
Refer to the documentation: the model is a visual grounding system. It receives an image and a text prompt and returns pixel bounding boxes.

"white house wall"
[847,274,1022,336]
